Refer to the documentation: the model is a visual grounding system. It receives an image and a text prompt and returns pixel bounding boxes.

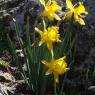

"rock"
[0,0,41,29]
[88,86,95,95]
[0,71,15,82]
[0,83,15,95]
[88,86,95,91]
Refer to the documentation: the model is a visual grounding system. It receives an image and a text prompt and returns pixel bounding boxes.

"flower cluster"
[35,0,88,83]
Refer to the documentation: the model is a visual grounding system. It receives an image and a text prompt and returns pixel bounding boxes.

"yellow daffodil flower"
[40,0,61,20]
[64,0,88,25]
[42,56,69,83]
[35,22,61,57]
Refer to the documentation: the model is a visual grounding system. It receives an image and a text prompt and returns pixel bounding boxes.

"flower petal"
[75,2,88,15]
[56,56,66,62]
[45,69,52,75]
[66,0,74,10]
[39,40,44,46]
[42,60,48,65]
[64,11,73,19]
[53,13,61,21]
[46,0,51,7]
[74,15,85,25]
[40,0,45,7]
[35,27,42,35]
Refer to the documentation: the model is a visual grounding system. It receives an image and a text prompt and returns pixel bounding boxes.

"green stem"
[30,15,39,95]
[93,67,95,77]
[7,34,30,89]
[51,49,54,60]
[54,81,57,95]
[59,14,75,95]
